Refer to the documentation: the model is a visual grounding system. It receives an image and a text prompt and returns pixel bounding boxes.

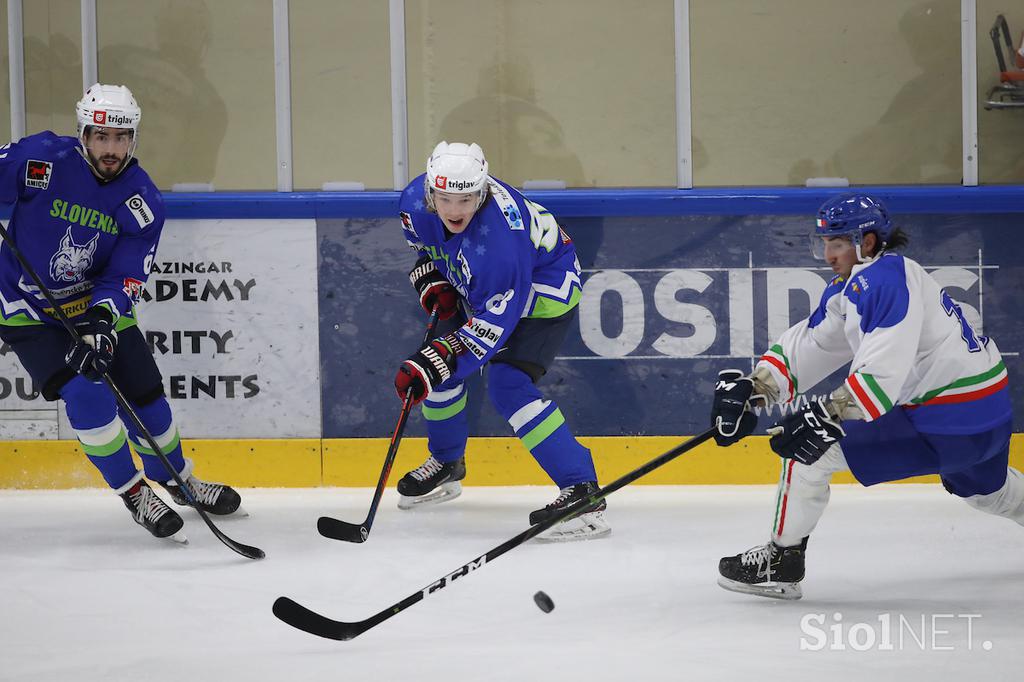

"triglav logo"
[800,612,991,651]
[92,110,134,127]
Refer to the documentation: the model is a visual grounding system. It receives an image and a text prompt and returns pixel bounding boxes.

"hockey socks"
[489,363,596,487]
[421,382,469,463]
[62,375,137,489]
[120,396,186,482]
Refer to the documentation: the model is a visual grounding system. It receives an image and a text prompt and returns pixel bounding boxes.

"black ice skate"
[397,455,466,510]
[717,537,807,600]
[119,479,187,543]
[529,481,611,542]
[157,459,243,516]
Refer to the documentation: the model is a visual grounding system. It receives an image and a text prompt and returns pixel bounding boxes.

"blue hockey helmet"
[811,193,892,260]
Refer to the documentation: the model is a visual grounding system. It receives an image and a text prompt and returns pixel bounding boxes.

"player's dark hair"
[880,227,909,252]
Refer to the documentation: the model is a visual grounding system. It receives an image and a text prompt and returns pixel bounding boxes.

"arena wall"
[2,187,1022,487]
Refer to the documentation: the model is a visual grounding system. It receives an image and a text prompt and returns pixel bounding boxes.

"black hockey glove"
[65,306,118,382]
[710,369,759,446]
[394,334,465,404]
[409,256,459,320]
[767,397,846,465]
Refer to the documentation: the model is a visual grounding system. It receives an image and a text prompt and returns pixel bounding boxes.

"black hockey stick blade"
[315,386,414,544]
[316,516,368,543]
[273,596,366,641]
[203,520,265,559]
[316,307,439,544]
[274,427,716,640]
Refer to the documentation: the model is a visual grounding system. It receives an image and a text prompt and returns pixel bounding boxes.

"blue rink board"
[317,211,1024,438]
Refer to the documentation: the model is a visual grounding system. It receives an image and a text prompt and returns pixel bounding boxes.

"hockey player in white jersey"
[710,193,1017,599]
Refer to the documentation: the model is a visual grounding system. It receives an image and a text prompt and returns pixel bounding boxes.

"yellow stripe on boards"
[0,439,321,489]
[2,436,1023,488]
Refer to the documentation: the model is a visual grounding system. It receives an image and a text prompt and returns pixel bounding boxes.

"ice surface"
[1,485,1021,681]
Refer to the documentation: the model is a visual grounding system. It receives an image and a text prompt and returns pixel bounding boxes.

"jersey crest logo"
[25,160,52,189]
[49,226,98,283]
[400,211,417,237]
[126,193,155,229]
[123,277,145,304]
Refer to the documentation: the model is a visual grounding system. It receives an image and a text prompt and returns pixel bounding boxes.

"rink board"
[319,211,1024,439]
[2,189,1023,488]
[3,434,1023,488]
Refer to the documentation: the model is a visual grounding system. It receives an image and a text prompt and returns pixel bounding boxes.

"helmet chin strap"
[854,235,886,263]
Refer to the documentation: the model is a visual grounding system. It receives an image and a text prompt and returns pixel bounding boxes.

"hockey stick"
[0,221,264,560]
[273,426,716,640]
[317,304,441,543]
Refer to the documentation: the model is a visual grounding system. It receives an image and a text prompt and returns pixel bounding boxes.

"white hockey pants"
[769,446,1024,548]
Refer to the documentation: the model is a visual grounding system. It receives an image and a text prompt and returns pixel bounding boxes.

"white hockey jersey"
[757,252,1011,435]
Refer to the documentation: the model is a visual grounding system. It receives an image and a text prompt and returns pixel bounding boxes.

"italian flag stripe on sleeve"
[761,345,796,399]
[909,361,1008,406]
[846,372,891,421]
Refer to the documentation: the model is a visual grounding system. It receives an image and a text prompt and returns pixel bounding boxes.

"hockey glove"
[394,334,464,404]
[65,306,118,382]
[710,369,759,446]
[767,396,845,465]
[409,256,459,320]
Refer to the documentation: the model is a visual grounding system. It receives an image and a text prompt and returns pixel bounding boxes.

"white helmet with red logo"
[75,84,142,161]
[424,141,489,211]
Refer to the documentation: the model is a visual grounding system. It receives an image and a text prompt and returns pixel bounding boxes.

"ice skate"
[158,460,244,516]
[119,478,187,544]
[397,455,466,509]
[530,482,611,543]
[717,538,807,600]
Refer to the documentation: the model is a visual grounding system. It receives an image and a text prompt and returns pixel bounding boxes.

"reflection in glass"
[0,0,10,139]
[98,0,274,190]
[407,0,675,188]
[290,1,392,190]
[693,0,962,186]
[977,1,1024,183]
[23,0,80,137]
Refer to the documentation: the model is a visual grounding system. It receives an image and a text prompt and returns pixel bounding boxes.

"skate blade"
[535,511,611,543]
[716,575,802,600]
[397,481,463,510]
[164,530,189,545]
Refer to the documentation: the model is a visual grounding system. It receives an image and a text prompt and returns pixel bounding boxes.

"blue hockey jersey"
[0,131,164,328]
[399,174,582,382]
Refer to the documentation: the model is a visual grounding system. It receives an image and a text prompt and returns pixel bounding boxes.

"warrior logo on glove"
[394,334,467,404]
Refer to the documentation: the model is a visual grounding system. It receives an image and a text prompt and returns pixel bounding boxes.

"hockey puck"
[533,591,555,613]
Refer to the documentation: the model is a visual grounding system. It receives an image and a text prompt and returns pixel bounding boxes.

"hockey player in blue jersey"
[709,193,1019,599]
[392,141,608,541]
[0,84,242,543]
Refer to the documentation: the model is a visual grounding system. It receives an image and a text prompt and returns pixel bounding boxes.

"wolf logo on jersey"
[49,226,98,283]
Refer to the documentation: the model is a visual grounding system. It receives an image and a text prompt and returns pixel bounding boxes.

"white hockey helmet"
[76,84,141,161]
[424,141,489,211]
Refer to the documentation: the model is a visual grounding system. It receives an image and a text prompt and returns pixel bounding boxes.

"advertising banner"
[1,218,321,440]
[319,213,1023,437]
